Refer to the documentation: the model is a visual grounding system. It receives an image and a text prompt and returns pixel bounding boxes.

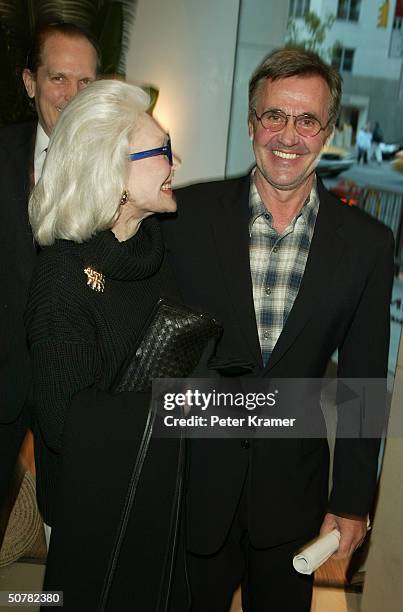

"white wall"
[298,0,401,79]
[125,0,240,187]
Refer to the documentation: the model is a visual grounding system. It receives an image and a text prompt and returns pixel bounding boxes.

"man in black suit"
[0,22,99,512]
[162,48,394,611]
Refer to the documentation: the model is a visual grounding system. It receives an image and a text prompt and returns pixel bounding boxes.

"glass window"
[343,48,355,71]
[337,0,361,22]
[332,47,343,69]
[337,0,348,20]
[349,0,361,21]
[332,47,355,72]
[289,0,310,19]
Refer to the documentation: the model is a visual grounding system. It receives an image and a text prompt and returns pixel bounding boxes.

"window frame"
[288,0,311,19]
[332,46,355,73]
[336,0,361,23]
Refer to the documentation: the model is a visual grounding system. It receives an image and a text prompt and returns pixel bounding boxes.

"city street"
[323,159,403,193]
[323,158,403,377]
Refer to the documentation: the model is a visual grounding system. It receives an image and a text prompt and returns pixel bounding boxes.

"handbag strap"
[98,403,156,611]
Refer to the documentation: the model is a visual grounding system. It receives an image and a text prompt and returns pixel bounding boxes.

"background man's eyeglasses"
[254,110,330,138]
[128,136,173,165]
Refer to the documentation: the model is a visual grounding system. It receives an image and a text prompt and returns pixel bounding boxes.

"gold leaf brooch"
[84,267,105,293]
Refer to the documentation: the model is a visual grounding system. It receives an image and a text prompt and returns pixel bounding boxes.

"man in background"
[357,123,372,164]
[371,121,383,165]
[0,21,100,515]
[163,47,393,611]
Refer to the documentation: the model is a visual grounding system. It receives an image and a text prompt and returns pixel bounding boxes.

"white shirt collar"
[34,123,49,160]
[34,123,50,184]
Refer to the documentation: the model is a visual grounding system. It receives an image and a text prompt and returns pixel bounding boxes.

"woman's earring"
[120,190,129,206]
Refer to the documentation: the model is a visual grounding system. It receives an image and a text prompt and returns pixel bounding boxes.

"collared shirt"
[249,172,319,365]
[34,123,49,185]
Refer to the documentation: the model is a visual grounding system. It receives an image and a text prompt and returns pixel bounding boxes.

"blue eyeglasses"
[128,136,173,166]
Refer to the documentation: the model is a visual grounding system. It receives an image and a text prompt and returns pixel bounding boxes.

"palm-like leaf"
[0,0,38,124]
[94,2,123,74]
[0,23,21,124]
[37,0,97,28]
[0,0,36,62]
[117,0,137,74]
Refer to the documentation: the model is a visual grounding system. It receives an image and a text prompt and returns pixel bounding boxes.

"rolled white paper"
[293,529,340,575]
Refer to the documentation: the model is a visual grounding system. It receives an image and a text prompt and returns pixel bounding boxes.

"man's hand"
[320,512,368,560]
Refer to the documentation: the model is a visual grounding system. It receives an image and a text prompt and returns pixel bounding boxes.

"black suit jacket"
[0,122,37,423]
[162,173,394,554]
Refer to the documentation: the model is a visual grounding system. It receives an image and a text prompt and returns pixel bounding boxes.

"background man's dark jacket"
[0,122,36,502]
[162,174,394,554]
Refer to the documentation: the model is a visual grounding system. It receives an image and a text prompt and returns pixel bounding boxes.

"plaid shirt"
[249,174,319,365]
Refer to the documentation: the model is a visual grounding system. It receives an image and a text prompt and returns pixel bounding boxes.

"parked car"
[317,145,355,177]
[392,151,403,173]
[379,142,402,160]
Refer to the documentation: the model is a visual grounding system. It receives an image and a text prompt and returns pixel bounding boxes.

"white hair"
[29,79,150,245]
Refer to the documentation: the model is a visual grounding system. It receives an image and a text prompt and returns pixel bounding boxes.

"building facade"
[292,0,403,143]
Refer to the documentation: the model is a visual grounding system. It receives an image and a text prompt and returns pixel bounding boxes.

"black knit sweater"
[25,217,177,524]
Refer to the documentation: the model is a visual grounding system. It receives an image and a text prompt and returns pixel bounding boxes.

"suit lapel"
[26,124,36,193]
[17,123,37,258]
[211,175,263,366]
[265,181,346,372]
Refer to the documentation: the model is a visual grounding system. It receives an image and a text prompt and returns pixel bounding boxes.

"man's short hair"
[26,20,102,75]
[29,80,150,246]
[249,47,342,128]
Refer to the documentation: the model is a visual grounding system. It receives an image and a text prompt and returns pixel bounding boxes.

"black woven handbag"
[100,301,221,610]
[111,298,222,393]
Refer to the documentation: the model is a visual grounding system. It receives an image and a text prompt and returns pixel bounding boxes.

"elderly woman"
[25,80,190,611]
